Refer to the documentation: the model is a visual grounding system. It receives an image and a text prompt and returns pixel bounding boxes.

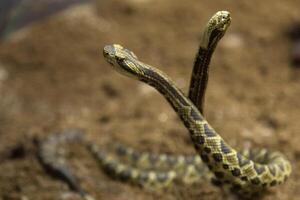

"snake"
[38,11,292,199]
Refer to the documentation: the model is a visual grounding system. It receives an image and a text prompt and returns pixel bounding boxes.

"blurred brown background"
[0,0,299,199]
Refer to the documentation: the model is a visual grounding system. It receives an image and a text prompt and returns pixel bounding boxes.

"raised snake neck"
[189,11,231,114]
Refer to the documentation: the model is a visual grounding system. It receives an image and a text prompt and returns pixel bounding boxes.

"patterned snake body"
[102,43,291,196]
[39,11,292,198]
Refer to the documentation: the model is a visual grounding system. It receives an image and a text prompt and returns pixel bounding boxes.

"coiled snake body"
[39,11,291,199]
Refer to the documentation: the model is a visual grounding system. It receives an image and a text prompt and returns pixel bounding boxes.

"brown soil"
[0,0,299,199]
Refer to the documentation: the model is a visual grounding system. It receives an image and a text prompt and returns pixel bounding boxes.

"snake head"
[210,11,231,31]
[201,11,231,49]
[103,44,143,79]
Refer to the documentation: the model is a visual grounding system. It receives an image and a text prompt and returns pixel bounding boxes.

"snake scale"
[39,11,291,199]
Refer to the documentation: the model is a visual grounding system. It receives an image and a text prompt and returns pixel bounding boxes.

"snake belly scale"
[39,11,292,198]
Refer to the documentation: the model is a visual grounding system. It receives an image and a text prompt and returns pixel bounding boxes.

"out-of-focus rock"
[291,41,300,66]
[0,0,90,39]
[287,22,300,67]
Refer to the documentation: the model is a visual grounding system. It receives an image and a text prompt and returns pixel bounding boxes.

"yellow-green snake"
[39,11,291,199]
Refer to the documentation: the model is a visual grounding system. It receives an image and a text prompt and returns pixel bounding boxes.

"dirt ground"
[0,0,299,199]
